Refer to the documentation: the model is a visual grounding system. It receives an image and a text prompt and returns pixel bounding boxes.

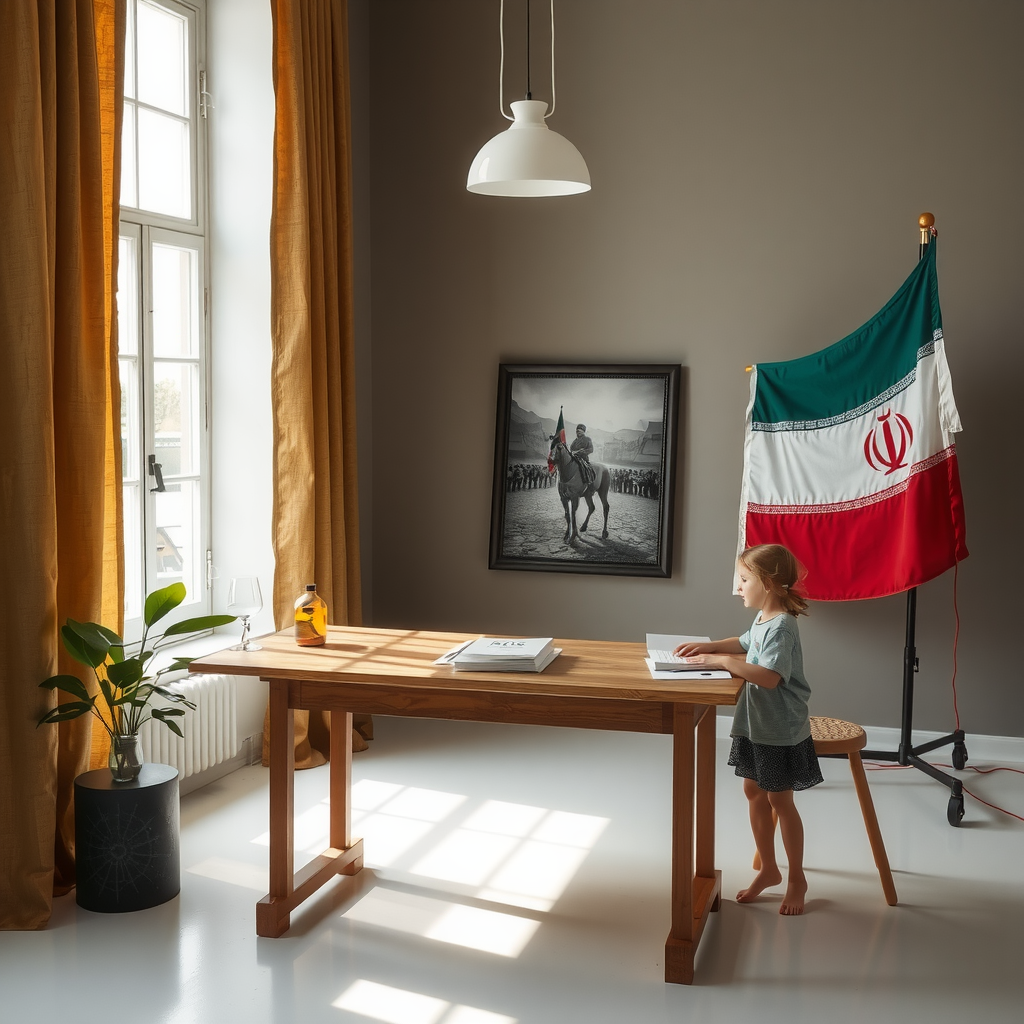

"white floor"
[3,717,1023,1024]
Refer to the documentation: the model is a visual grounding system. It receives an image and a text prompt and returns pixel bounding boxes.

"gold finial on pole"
[919,211,935,246]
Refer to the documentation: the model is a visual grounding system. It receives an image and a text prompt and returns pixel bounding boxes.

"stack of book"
[448,637,559,673]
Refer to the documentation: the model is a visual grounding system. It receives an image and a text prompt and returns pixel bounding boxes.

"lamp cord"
[499,0,512,119]
[497,0,557,120]
[547,0,556,118]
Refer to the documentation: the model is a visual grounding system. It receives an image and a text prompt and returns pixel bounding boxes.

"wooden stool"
[753,717,898,906]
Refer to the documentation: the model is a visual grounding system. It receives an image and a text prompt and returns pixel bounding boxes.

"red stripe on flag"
[745,453,969,601]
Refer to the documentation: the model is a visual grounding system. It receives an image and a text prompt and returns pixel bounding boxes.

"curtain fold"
[0,0,125,927]
[267,0,365,769]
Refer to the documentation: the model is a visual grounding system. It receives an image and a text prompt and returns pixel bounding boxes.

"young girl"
[674,543,822,915]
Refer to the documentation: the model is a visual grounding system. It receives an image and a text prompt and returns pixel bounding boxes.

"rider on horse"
[569,423,596,486]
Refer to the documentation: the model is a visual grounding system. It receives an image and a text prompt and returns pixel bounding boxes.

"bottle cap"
[306,584,316,591]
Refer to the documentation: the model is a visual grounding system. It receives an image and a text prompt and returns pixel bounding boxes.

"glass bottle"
[294,584,327,646]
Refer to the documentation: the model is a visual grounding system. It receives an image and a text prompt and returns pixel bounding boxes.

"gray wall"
[351,1,1024,739]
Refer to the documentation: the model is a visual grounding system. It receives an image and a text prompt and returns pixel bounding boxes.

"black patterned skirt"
[728,735,823,792]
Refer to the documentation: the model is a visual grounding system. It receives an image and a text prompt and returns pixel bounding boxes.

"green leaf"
[161,614,236,637]
[153,706,186,719]
[111,687,141,707]
[39,674,91,701]
[97,675,117,709]
[152,708,186,738]
[65,619,122,653]
[38,700,95,726]
[144,583,186,627]
[60,623,107,669]
[154,657,194,677]
[106,659,144,688]
[152,684,197,709]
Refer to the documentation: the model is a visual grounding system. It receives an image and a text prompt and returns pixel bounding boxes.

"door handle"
[148,454,166,492]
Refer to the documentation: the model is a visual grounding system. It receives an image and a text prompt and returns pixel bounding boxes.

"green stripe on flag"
[752,242,942,427]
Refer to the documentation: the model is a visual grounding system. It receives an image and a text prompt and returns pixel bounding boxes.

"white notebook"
[645,633,731,678]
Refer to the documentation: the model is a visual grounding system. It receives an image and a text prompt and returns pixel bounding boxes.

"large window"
[118,0,210,637]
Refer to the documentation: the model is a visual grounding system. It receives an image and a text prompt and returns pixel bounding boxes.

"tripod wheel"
[952,742,968,771]
[947,793,965,827]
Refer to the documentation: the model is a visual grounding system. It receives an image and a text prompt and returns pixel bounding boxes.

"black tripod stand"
[861,585,968,826]
[860,213,969,827]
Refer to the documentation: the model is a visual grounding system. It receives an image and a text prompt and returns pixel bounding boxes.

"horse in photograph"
[548,442,611,545]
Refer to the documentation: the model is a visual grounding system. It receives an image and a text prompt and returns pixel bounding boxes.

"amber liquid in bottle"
[294,584,327,646]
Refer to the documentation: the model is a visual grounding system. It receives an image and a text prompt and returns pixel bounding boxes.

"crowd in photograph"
[506,463,557,491]
[506,462,660,499]
[609,467,660,498]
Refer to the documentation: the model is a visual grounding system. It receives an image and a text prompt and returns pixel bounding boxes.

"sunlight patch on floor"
[341,888,540,957]
[333,979,517,1024]
[185,856,268,891]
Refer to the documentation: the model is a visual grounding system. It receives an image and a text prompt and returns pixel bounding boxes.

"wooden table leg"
[256,692,365,938]
[696,703,722,911]
[330,710,363,878]
[257,678,294,937]
[665,704,722,984]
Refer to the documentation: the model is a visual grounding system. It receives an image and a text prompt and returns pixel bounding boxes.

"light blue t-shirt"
[730,612,812,746]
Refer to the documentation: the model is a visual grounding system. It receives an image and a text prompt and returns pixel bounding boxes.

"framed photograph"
[489,363,681,577]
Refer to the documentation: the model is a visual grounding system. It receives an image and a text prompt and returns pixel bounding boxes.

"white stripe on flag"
[744,346,960,507]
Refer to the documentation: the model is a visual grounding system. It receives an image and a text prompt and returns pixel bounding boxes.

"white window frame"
[119,0,211,641]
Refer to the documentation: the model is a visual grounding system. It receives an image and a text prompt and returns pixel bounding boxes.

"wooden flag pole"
[860,212,969,827]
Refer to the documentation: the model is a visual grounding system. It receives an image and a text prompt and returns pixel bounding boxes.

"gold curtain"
[0,0,125,928]
[266,0,366,769]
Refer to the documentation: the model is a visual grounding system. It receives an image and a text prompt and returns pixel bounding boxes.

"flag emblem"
[864,409,914,474]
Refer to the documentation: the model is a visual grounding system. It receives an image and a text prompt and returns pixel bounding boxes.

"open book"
[645,633,732,678]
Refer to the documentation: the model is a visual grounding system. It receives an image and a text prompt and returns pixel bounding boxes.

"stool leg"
[848,751,898,906]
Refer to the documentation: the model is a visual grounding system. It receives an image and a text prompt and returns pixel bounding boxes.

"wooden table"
[189,626,742,984]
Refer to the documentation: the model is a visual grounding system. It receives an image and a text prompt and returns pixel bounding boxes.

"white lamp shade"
[467,99,591,197]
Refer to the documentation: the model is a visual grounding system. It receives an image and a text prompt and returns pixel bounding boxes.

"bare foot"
[779,877,808,915]
[736,867,783,903]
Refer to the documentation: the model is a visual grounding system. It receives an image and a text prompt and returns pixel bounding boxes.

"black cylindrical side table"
[74,762,180,913]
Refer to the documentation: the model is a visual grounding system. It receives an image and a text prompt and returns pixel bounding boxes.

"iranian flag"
[738,241,968,601]
[547,407,566,473]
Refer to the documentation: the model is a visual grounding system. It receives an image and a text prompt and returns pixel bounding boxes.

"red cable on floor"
[861,760,1024,821]
[957,783,1024,823]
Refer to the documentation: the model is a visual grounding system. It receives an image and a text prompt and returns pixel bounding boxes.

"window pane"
[119,358,140,480]
[120,103,137,208]
[124,0,136,100]
[152,242,198,357]
[123,482,142,621]
[154,478,200,599]
[154,361,200,475]
[117,234,138,355]
[138,109,190,219]
[137,1,187,116]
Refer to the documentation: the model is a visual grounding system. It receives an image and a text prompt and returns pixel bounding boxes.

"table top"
[190,625,743,707]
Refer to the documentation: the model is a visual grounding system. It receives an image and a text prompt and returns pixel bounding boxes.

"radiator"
[139,673,240,779]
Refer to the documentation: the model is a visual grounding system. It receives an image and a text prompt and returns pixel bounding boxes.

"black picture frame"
[489,363,681,577]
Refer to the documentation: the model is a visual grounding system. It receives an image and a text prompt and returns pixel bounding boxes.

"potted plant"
[38,582,235,782]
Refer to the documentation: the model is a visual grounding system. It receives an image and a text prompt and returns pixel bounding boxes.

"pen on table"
[441,640,473,664]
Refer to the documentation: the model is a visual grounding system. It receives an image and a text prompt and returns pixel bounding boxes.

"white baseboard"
[715,714,1024,765]
[177,732,264,797]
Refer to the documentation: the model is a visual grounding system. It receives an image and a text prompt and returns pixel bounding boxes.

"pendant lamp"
[467,0,591,197]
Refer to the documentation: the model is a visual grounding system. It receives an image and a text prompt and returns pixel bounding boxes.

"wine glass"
[227,576,263,652]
